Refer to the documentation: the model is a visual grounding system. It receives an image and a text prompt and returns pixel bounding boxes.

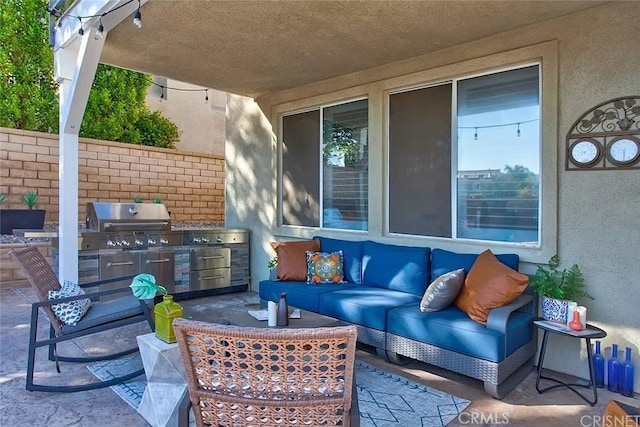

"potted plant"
[268,256,278,280]
[0,190,47,235]
[130,274,183,343]
[531,254,593,323]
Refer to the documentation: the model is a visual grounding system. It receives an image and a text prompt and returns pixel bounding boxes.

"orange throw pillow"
[270,239,320,281]
[454,249,528,324]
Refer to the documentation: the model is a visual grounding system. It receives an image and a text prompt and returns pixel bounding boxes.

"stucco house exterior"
[51,0,639,389]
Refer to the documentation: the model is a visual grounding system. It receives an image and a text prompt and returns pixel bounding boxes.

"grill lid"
[86,202,171,232]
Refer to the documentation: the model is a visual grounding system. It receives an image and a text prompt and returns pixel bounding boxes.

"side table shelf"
[533,318,607,406]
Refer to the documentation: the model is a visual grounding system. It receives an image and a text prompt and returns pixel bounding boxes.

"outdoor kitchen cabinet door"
[140,251,176,295]
[99,253,140,301]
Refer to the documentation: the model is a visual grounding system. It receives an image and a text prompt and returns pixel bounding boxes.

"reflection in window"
[281,100,368,231]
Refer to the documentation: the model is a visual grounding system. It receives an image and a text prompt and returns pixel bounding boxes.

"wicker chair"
[9,246,154,392]
[173,319,358,427]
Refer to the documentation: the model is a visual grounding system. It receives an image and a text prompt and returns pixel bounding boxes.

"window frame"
[278,96,370,233]
[386,62,542,247]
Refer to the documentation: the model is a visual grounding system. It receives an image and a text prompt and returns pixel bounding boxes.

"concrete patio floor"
[1,285,637,426]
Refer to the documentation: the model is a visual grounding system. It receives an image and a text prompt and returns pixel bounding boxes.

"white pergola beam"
[53,0,146,284]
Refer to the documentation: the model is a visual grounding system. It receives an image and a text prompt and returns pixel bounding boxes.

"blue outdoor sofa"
[259,236,537,399]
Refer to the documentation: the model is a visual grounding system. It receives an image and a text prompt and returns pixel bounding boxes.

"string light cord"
[49,0,142,34]
[459,118,539,140]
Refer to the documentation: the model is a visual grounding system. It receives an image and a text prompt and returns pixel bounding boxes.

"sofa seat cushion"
[431,248,519,278]
[317,237,364,284]
[386,303,533,363]
[318,287,420,331]
[362,241,430,296]
[259,280,358,312]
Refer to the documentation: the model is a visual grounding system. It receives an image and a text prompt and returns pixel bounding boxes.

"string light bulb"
[133,0,142,28]
[205,90,209,103]
[517,122,521,137]
[95,20,104,40]
[78,17,84,36]
[474,128,478,141]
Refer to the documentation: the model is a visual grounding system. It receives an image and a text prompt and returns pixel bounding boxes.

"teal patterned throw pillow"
[306,250,346,284]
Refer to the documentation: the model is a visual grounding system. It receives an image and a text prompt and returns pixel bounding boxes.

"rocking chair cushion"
[61,295,146,334]
[49,281,92,326]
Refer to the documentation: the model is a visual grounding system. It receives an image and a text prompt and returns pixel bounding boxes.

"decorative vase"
[277,292,289,326]
[541,296,569,323]
[568,311,583,331]
[154,295,184,343]
[620,347,635,397]
[607,344,621,393]
[593,341,605,388]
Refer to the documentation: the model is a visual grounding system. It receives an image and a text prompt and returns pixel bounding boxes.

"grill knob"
[107,240,117,247]
[147,239,157,245]
[135,239,145,246]
[193,237,202,244]
[160,238,168,244]
[121,240,131,247]
[202,237,210,243]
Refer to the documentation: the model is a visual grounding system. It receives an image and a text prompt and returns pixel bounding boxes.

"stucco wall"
[145,80,226,156]
[226,2,640,385]
[0,127,225,223]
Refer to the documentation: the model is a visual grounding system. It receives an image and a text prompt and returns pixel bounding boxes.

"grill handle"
[106,261,135,267]
[145,258,172,264]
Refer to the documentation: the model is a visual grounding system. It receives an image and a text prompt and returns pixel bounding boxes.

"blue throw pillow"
[317,236,363,284]
[362,240,430,296]
[431,248,519,278]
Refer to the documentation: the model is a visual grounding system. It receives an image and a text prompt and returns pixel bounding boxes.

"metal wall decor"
[566,96,640,170]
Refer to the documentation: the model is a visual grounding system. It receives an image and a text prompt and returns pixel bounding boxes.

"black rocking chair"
[9,246,155,393]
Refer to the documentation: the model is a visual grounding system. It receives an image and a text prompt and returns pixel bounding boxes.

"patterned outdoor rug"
[89,355,470,426]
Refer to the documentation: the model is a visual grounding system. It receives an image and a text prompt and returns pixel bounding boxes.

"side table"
[533,318,607,406]
[136,333,191,427]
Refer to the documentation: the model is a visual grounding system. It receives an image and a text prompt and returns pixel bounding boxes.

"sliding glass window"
[281,99,368,231]
[388,65,540,244]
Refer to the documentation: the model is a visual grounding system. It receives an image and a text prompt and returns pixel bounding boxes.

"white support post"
[55,30,105,284]
[53,0,145,283]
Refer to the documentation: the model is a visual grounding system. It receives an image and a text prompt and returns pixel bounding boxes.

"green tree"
[0,0,180,149]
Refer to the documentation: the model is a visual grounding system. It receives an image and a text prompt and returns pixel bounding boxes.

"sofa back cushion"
[431,248,519,278]
[362,241,430,296]
[317,237,363,284]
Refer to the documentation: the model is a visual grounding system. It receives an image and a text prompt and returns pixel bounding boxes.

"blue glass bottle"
[607,344,621,393]
[620,347,635,397]
[592,341,605,388]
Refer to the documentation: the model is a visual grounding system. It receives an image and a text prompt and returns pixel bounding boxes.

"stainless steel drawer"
[190,268,231,290]
[190,247,230,270]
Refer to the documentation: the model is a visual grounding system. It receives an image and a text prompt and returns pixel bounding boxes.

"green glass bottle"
[154,295,183,343]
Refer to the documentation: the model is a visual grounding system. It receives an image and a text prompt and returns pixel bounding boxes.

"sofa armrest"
[486,294,535,334]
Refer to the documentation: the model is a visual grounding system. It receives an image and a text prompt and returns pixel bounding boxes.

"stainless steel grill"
[52,202,250,298]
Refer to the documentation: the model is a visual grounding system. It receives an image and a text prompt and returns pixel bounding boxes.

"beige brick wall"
[0,127,225,223]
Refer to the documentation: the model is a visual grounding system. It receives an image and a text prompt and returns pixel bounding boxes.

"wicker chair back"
[173,319,358,427]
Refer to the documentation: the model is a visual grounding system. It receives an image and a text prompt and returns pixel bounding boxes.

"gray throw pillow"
[420,268,465,312]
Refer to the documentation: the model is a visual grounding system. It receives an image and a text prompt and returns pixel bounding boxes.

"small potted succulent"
[0,190,46,235]
[531,255,593,323]
[130,273,183,343]
[268,256,278,280]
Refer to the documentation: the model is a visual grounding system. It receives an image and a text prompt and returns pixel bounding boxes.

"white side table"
[136,333,190,427]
